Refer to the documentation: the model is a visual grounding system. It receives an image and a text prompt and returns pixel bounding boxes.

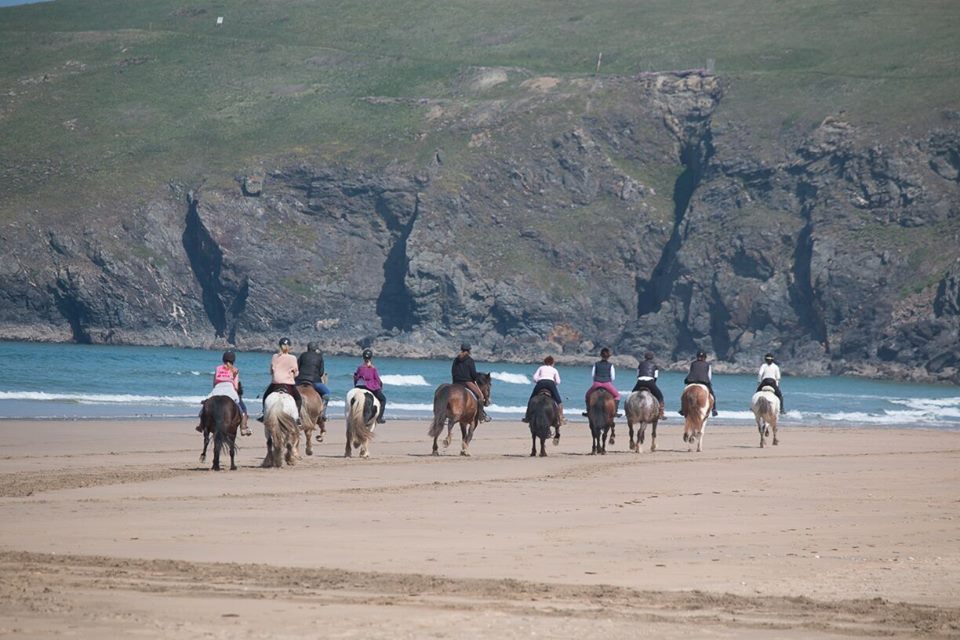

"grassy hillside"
[1,0,959,210]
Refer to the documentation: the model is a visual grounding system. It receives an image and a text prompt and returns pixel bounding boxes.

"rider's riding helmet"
[644,351,655,361]
[279,337,291,347]
[362,348,373,361]
[764,353,775,362]
[696,350,707,359]
[222,351,236,364]
[307,341,319,352]
[460,342,471,352]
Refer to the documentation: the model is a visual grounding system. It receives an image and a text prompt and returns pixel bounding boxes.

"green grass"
[1,0,958,211]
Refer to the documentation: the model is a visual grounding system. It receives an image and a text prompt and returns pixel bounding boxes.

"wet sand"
[1,418,958,638]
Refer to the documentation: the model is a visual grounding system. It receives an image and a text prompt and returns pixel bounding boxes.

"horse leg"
[650,420,658,452]
[304,422,314,456]
[608,425,616,447]
[628,423,636,452]
[539,437,547,457]
[462,422,477,457]
[601,428,609,455]
[696,426,704,453]
[443,419,453,448]
[228,434,237,471]
[552,424,560,447]
[758,417,765,448]
[200,429,209,463]
[530,433,537,457]
[345,426,352,458]
[360,437,370,459]
[212,431,222,471]
[432,435,440,456]
[590,431,598,455]
[772,418,779,446]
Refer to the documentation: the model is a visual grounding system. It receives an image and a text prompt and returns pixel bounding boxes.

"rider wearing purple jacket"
[353,348,386,423]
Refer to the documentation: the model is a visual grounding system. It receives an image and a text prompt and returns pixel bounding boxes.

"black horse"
[526,390,558,457]
[199,395,242,471]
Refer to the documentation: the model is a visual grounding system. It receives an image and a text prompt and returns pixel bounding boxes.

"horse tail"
[347,392,375,446]
[755,395,773,417]
[429,385,450,438]
[587,389,607,431]
[527,395,553,440]
[682,386,705,420]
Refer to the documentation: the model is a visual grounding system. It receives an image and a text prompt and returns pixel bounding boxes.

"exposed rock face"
[1,71,958,382]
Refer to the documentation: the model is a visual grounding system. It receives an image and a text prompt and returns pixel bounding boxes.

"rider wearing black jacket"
[680,350,718,417]
[452,343,490,422]
[632,351,666,420]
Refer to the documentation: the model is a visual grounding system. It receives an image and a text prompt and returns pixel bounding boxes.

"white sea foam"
[490,372,530,385]
[0,390,205,405]
[380,374,431,387]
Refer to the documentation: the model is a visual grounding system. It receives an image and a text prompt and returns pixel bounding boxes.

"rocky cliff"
[1,70,958,382]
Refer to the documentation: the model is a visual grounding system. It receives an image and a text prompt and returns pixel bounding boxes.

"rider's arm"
[610,365,616,382]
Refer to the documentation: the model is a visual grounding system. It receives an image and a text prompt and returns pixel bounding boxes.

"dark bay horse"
[198,395,242,471]
[428,373,492,456]
[587,388,616,455]
[526,390,558,457]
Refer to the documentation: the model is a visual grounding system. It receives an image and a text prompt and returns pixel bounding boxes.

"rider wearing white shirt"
[756,353,785,414]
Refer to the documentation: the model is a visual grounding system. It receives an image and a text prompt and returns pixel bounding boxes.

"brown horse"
[297,382,326,456]
[428,373,492,456]
[625,388,660,453]
[586,388,616,455]
[680,383,712,452]
[198,395,242,471]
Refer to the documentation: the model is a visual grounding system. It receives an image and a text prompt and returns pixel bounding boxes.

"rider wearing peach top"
[260,337,302,419]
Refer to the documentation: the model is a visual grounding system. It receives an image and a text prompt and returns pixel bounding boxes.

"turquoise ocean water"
[0,341,958,428]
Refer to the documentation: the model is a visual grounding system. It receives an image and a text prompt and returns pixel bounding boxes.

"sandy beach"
[1,417,958,638]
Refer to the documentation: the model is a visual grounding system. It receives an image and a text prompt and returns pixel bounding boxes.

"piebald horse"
[198,395,242,471]
[344,387,379,458]
[680,383,712,452]
[586,388,616,455]
[428,373,492,457]
[751,385,781,448]
[625,389,659,453]
[262,390,299,468]
[296,382,326,456]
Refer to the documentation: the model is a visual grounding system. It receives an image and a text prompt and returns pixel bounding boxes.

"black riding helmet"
[279,337,291,347]
[362,348,373,361]
[696,350,707,359]
[644,351,654,361]
[222,350,236,364]
[764,353,775,362]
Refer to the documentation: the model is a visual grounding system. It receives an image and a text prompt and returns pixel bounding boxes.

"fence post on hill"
[707,58,715,73]
[595,52,603,75]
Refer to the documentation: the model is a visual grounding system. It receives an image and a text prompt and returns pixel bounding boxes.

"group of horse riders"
[200,338,786,433]
[523,348,785,426]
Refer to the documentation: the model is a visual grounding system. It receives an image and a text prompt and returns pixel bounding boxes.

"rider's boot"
[615,399,622,418]
[521,407,530,423]
[480,405,492,423]
[239,413,252,436]
[711,397,718,417]
[321,395,330,421]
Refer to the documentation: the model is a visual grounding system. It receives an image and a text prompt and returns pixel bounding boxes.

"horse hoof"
[199,454,206,462]
[609,436,615,445]
[552,437,560,447]
[460,451,470,457]
[230,465,237,471]
[682,434,689,443]
[651,444,657,452]
[431,450,439,457]
[765,428,770,437]
[530,451,537,457]
[316,435,324,442]
[540,451,547,457]
[306,450,313,456]
[773,439,779,446]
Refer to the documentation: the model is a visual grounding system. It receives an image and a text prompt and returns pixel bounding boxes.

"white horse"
[262,390,300,468]
[751,385,781,448]
[344,388,379,458]
[625,389,660,453]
